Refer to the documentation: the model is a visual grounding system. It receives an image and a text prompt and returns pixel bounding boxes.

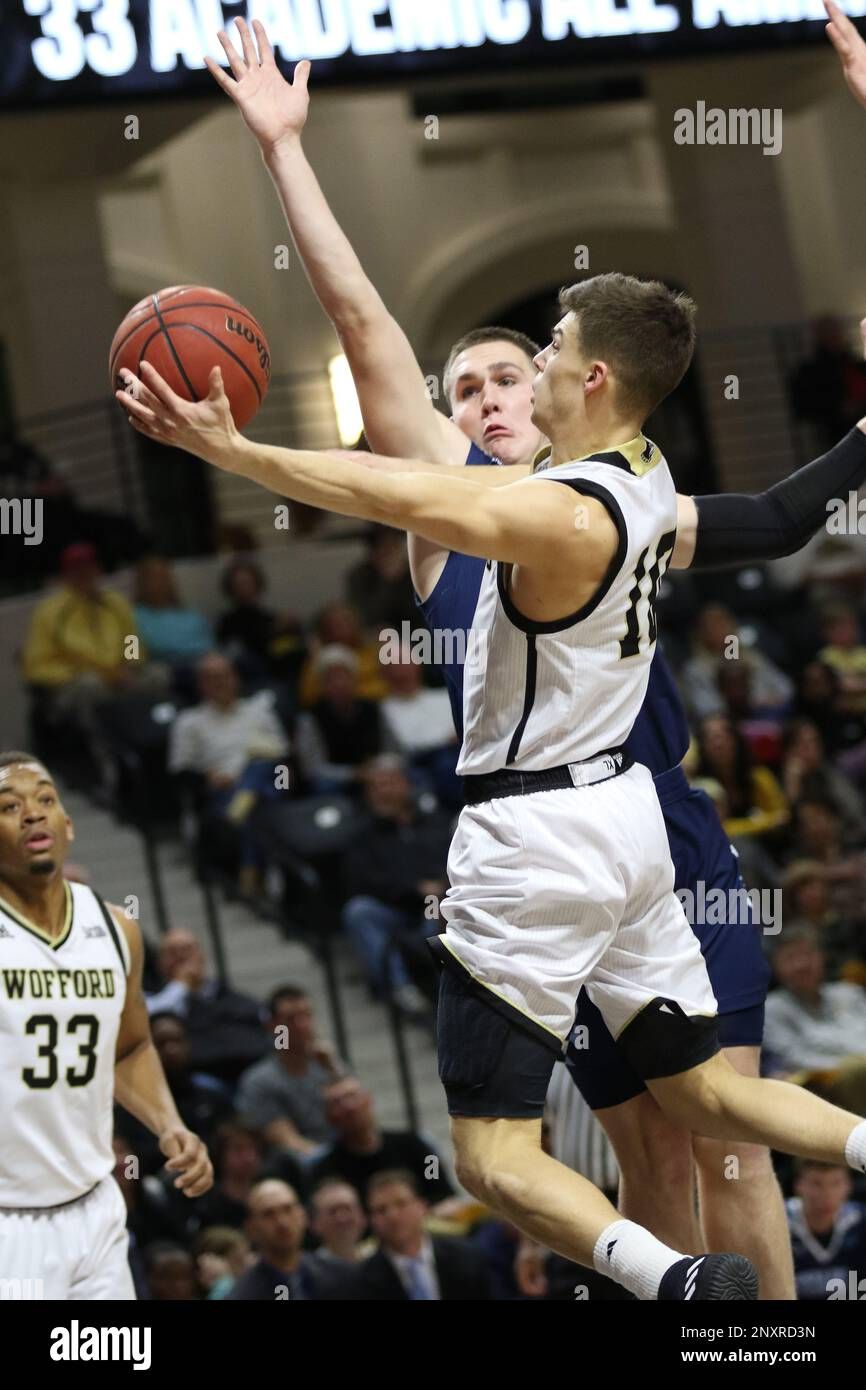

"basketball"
[109,285,271,429]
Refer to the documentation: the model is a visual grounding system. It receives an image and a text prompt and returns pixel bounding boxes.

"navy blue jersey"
[415,442,690,774]
[787,1198,866,1301]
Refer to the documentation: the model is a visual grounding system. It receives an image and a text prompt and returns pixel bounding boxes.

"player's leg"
[596,1095,700,1251]
[438,967,756,1299]
[593,859,866,1200]
[435,773,757,1297]
[452,1112,626,1264]
[658,784,790,1294]
[648,1049,866,1169]
[567,993,701,1251]
[692,1040,795,1300]
[68,1177,136,1300]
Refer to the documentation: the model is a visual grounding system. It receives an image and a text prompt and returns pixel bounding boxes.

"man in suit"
[227,1178,337,1300]
[340,1170,492,1300]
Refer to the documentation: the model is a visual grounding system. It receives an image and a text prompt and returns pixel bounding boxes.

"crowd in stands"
[13,488,866,1298]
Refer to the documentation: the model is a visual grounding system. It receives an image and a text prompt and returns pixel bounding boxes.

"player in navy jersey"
[787,1160,866,1300]
[178,10,866,1298]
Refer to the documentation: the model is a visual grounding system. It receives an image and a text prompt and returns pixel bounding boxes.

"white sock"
[844,1120,866,1174]
[593,1219,686,1301]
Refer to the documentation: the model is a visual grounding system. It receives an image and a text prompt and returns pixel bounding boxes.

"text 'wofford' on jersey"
[457,434,677,775]
[0,881,129,1207]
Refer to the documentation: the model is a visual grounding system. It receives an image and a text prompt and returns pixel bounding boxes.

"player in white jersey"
[118,266,866,1300]
[0,753,213,1299]
[186,15,866,1300]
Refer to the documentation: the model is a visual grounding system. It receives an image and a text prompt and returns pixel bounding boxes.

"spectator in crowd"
[169,652,290,793]
[145,929,269,1084]
[143,1242,200,1301]
[680,603,794,722]
[307,1077,455,1206]
[469,1219,525,1301]
[194,1227,255,1300]
[790,796,866,926]
[782,861,866,982]
[340,1170,492,1300]
[818,603,866,717]
[22,542,166,785]
[294,646,383,793]
[378,649,460,804]
[235,985,344,1159]
[116,1013,233,1175]
[795,660,866,756]
[790,314,866,451]
[227,1180,323,1300]
[133,555,214,688]
[298,602,388,707]
[694,715,789,840]
[345,525,417,633]
[763,927,866,1097]
[307,1179,369,1281]
[340,756,452,1016]
[168,652,292,895]
[781,718,866,837]
[787,1161,866,1301]
[216,558,306,690]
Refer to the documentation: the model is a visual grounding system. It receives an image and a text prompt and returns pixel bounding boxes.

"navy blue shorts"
[568,769,771,1111]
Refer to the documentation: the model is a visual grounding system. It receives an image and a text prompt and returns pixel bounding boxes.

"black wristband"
[692,427,866,572]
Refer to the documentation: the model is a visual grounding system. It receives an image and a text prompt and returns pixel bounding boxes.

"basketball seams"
[151,294,199,402]
[156,287,268,340]
[168,324,264,402]
[130,322,264,409]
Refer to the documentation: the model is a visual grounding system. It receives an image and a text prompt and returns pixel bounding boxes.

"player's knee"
[484,1161,535,1213]
[452,1147,489,1203]
[451,1123,537,1210]
[693,1134,774,1190]
[617,1115,693,1195]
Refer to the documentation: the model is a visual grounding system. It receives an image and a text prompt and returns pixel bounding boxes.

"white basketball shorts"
[0,1175,135,1300]
[435,760,718,1047]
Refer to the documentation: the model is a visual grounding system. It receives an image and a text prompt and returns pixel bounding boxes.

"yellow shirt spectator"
[723,766,790,840]
[23,584,137,686]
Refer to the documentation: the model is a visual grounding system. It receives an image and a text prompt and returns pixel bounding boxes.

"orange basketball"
[109,285,271,429]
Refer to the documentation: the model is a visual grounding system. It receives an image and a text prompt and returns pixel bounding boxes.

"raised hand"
[825,0,866,109]
[116,362,242,470]
[205,19,311,157]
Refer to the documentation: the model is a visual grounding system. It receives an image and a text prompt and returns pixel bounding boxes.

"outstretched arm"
[672,421,866,570]
[206,21,467,468]
[117,363,609,572]
[351,452,530,485]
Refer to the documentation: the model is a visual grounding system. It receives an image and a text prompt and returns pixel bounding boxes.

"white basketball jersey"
[0,881,129,1207]
[458,435,678,775]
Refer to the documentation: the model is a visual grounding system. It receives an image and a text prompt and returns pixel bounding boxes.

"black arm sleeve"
[691,427,866,572]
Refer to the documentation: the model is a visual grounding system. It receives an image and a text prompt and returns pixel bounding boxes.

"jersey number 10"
[620,531,676,659]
